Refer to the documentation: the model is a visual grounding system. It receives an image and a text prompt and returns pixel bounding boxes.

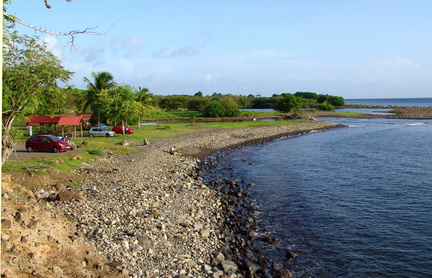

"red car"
[112,125,135,134]
[25,134,71,153]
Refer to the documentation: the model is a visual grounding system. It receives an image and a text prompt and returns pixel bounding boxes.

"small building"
[25,114,91,138]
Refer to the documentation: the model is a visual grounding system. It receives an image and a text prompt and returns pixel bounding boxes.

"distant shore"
[313,106,432,119]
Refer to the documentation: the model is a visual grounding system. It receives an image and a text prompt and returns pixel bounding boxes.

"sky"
[5,0,432,99]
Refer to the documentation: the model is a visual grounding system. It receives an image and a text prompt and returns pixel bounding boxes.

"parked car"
[88,127,116,137]
[112,125,135,134]
[97,123,109,130]
[25,134,71,153]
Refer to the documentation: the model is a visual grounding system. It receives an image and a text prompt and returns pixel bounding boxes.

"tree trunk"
[2,115,17,165]
[121,118,126,138]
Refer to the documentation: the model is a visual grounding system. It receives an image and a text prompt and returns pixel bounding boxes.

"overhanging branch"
[44,0,73,9]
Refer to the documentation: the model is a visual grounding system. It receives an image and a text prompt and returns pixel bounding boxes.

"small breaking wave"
[405,122,428,126]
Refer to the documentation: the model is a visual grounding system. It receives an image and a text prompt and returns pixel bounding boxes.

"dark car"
[112,125,135,134]
[25,134,71,153]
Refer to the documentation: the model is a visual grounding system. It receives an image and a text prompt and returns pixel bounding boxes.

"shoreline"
[2,116,430,277]
[53,120,343,277]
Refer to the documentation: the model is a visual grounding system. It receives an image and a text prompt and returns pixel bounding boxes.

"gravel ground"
[49,120,342,277]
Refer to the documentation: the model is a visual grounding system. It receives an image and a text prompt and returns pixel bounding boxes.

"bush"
[317,103,335,111]
[228,109,242,117]
[274,94,303,113]
[327,96,345,106]
[202,101,227,117]
[88,149,103,156]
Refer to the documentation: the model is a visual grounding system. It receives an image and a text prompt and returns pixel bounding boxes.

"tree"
[97,85,138,136]
[327,95,345,106]
[136,87,155,128]
[158,95,187,111]
[187,97,209,113]
[2,29,72,163]
[274,94,303,113]
[295,92,319,100]
[202,101,227,117]
[82,71,116,124]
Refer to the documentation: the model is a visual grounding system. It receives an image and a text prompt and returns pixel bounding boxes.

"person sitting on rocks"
[170,146,181,156]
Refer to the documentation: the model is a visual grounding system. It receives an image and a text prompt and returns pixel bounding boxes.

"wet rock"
[285,251,299,262]
[221,260,238,273]
[261,235,276,244]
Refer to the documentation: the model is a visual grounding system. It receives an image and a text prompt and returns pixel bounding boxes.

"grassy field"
[2,119,304,176]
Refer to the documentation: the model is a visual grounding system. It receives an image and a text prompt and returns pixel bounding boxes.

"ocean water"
[345,98,432,107]
[204,117,432,277]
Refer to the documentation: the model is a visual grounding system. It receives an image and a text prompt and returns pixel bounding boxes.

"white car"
[88,127,115,137]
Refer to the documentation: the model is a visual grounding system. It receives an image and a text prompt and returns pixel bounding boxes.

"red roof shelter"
[76,113,93,122]
[25,116,61,125]
[25,114,91,138]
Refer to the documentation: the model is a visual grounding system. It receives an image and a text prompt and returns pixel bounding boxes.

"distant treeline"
[154,91,344,112]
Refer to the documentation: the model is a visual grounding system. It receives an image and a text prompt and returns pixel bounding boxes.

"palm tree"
[136,87,156,128]
[82,72,116,125]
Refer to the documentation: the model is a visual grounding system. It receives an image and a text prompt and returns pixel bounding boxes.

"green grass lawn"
[3,119,305,175]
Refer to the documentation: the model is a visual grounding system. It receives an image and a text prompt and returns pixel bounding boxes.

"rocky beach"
[2,120,343,278]
[3,105,432,277]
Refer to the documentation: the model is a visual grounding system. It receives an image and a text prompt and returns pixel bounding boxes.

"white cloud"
[170,47,199,58]
[110,36,144,57]
[151,48,166,59]
[43,36,63,59]
[205,73,213,82]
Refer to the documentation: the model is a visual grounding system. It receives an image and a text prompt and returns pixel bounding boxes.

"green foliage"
[274,94,303,113]
[135,87,156,118]
[317,103,335,111]
[2,28,73,163]
[251,97,276,109]
[220,96,239,111]
[202,101,228,117]
[2,30,72,117]
[82,72,116,114]
[316,94,344,106]
[327,96,345,106]
[228,109,242,117]
[159,95,188,111]
[295,92,319,100]
[101,85,139,125]
[187,97,210,113]
[317,94,329,103]
[87,148,103,156]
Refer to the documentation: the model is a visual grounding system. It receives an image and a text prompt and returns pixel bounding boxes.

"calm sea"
[204,99,432,277]
[345,98,432,107]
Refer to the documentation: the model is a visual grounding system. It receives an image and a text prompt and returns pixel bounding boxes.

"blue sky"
[6,1,432,98]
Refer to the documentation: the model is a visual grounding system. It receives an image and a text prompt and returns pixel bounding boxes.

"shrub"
[228,109,242,117]
[88,149,103,156]
[274,94,303,113]
[317,103,335,111]
[202,101,227,117]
